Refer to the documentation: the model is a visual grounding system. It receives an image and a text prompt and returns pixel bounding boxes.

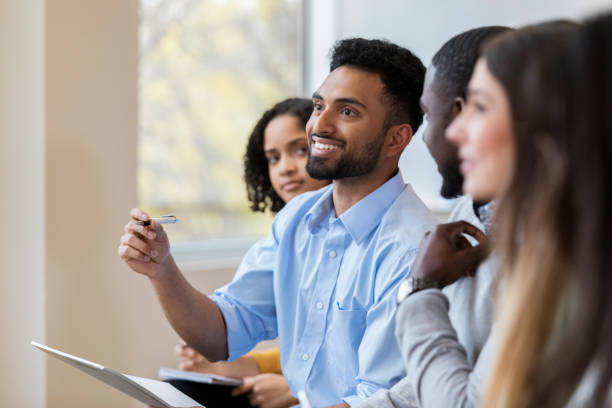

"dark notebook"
[166,380,254,408]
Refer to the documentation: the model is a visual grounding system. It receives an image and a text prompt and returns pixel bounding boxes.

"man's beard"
[439,160,464,199]
[306,135,385,180]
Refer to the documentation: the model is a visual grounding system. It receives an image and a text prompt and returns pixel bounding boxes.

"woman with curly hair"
[244,97,330,213]
[176,97,329,408]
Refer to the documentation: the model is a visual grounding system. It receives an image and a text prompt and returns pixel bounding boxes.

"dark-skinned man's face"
[420,64,464,198]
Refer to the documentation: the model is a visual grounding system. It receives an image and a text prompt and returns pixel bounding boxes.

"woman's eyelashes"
[266,153,279,165]
[296,145,308,156]
[466,97,487,114]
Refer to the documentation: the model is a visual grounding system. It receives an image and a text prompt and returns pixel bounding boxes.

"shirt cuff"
[350,389,393,408]
[209,293,261,361]
[343,395,364,407]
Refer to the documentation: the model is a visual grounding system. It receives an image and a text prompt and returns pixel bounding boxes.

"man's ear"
[451,97,465,119]
[385,123,413,157]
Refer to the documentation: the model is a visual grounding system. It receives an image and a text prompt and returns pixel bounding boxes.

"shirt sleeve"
[209,231,278,361]
[342,250,417,406]
[247,346,282,374]
[351,377,419,408]
[394,289,494,408]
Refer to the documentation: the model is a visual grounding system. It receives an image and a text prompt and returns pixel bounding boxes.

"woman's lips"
[459,159,474,176]
[283,180,304,192]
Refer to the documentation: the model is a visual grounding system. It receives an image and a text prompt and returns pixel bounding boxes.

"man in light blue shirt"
[119,38,436,407]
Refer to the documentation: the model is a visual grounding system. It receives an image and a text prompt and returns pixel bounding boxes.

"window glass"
[140,0,301,242]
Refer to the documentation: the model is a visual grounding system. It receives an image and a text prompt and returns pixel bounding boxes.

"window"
[139,0,302,243]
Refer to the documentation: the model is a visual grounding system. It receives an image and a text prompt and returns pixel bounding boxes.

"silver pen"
[135,214,180,226]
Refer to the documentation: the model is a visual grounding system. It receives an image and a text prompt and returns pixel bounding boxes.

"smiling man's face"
[305,66,389,180]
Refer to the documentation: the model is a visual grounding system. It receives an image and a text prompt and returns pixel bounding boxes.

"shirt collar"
[306,171,405,244]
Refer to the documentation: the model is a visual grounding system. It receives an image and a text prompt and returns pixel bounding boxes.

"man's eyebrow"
[311,92,367,109]
[335,97,367,109]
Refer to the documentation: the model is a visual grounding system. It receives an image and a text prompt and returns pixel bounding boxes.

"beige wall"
[1,1,241,407]
[45,0,139,406]
[0,1,46,407]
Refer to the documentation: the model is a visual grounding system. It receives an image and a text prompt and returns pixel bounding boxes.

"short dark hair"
[243,98,313,213]
[330,38,425,133]
[432,26,512,100]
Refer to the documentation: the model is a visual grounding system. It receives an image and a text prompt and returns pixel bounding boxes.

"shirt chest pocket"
[328,301,367,350]
[325,302,368,395]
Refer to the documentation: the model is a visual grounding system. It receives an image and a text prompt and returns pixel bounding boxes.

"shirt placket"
[297,220,345,383]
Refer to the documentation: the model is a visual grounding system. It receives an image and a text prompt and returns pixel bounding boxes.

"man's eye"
[341,107,355,116]
[313,102,324,111]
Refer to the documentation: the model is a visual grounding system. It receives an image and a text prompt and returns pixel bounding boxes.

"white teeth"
[314,141,340,150]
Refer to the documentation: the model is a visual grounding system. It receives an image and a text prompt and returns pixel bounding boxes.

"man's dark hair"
[432,26,513,99]
[330,38,425,133]
[244,97,312,213]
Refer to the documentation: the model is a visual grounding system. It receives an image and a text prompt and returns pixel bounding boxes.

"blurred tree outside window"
[139,0,301,243]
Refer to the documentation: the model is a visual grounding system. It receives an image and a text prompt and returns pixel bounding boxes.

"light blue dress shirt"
[210,172,436,406]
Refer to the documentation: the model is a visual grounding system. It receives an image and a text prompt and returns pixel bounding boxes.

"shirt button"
[302,353,309,361]
[329,250,336,258]
[316,302,324,310]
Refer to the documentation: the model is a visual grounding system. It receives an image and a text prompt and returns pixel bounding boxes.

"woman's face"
[446,58,515,202]
[264,114,330,203]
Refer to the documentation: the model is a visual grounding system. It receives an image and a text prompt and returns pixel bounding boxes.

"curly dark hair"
[432,26,513,100]
[330,38,425,133]
[244,97,313,213]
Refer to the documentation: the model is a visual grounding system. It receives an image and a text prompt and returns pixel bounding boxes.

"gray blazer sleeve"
[393,289,494,408]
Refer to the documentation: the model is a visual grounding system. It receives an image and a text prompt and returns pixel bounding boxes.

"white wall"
[305,0,610,210]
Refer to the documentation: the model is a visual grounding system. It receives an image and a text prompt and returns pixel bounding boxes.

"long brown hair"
[483,16,612,407]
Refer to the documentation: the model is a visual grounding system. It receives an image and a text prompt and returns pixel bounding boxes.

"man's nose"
[310,108,335,135]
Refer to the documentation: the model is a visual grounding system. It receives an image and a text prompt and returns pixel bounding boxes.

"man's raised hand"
[411,221,490,288]
[118,208,172,279]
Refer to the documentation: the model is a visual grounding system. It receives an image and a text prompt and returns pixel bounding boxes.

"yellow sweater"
[247,346,282,374]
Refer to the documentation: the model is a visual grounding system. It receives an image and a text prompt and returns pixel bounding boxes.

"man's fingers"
[149,220,168,242]
[452,234,472,250]
[118,244,151,262]
[443,221,488,245]
[125,220,157,240]
[130,207,149,222]
[121,233,154,257]
[457,243,490,271]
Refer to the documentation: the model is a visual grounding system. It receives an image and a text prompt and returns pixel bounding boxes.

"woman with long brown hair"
[395,17,612,407]
[482,13,612,407]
